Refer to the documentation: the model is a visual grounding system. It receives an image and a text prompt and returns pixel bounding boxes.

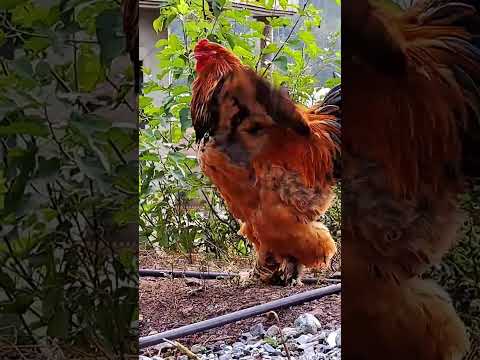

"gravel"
[142,312,341,360]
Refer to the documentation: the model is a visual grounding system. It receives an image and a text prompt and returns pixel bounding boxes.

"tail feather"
[313,120,341,181]
[308,85,342,180]
[321,84,341,109]
[416,2,476,25]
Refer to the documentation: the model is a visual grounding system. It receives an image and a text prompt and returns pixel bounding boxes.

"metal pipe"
[139,268,341,284]
[139,283,341,348]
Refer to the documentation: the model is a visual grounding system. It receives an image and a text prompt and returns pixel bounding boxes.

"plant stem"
[261,0,312,77]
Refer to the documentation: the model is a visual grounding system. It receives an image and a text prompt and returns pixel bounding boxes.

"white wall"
[139,7,167,78]
[139,7,168,104]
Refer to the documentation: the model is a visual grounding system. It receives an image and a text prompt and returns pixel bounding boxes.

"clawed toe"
[289,278,304,287]
[238,270,258,287]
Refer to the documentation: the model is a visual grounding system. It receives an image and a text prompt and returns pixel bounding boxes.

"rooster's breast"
[198,137,258,222]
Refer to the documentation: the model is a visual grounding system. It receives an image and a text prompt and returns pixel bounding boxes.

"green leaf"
[88,138,111,173]
[167,34,183,51]
[269,17,291,28]
[223,9,250,23]
[179,108,191,132]
[325,77,341,88]
[37,157,61,179]
[0,270,14,290]
[249,20,265,35]
[171,85,190,97]
[13,57,34,79]
[0,0,27,9]
[43,287,63,319]
[0,98,16,120]
[42,208,57,222]
[262,43,278,55]
[155,39,169,48]
[1,295,34,314]
[212,0,227,17]
[225,33,236,49]
[78,45,103,91]
[47,306,69,339]
[0,119,49,137]
[177,0,189,15]
[0,170,5,210]
[75,1,117,34]
[153,18,163,33]
[298,30,316,46]
[24,37,50,53]
[70,112,112,135]
[75,155,106,180]
[140,153,160,162]
[96,9,125,65]
[273,55,288,72]
[4,147,35,214]
[233,45,255,60]
[139,96,153,109]
[35,60,51,78]
[0,30,6,48]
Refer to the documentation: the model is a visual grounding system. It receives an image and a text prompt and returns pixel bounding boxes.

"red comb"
[197,38,209,47]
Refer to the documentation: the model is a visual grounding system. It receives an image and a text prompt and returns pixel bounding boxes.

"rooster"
[191,39,341,285]
[343,0,480,359]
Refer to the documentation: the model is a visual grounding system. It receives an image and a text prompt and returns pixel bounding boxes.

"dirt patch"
[139,252,341,354]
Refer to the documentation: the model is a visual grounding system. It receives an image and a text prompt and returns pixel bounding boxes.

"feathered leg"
[312,221,337,269]
[278,257,305,286]
[238,223,282,285]
[239,250,282,286]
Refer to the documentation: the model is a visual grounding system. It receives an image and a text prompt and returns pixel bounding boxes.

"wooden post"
[256,16,274,76]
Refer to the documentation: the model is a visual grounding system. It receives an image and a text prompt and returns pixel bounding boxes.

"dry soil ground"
[139,251,341,354]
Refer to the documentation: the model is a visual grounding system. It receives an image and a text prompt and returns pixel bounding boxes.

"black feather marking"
[194,75,228,143]
[247,69,310,136]
[453,65,480,120]
[313,85,342,124]
[419,3,475,25]
[315,105,340,115]
[322,84,342,107]
[320,118,341,129]
[233,96,251,122]
[227,96,251,141]
[318,111,342,180]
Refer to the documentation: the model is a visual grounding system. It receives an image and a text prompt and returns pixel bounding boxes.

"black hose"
[139,283,341,348]
[139,269,341,284]
[140,269,235,279]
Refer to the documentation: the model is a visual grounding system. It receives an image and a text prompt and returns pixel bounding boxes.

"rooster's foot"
[288,277,304,287]
[278,258,305,286]
[238,270,259,287]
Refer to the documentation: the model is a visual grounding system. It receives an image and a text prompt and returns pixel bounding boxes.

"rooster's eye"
[247,123,263,135]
